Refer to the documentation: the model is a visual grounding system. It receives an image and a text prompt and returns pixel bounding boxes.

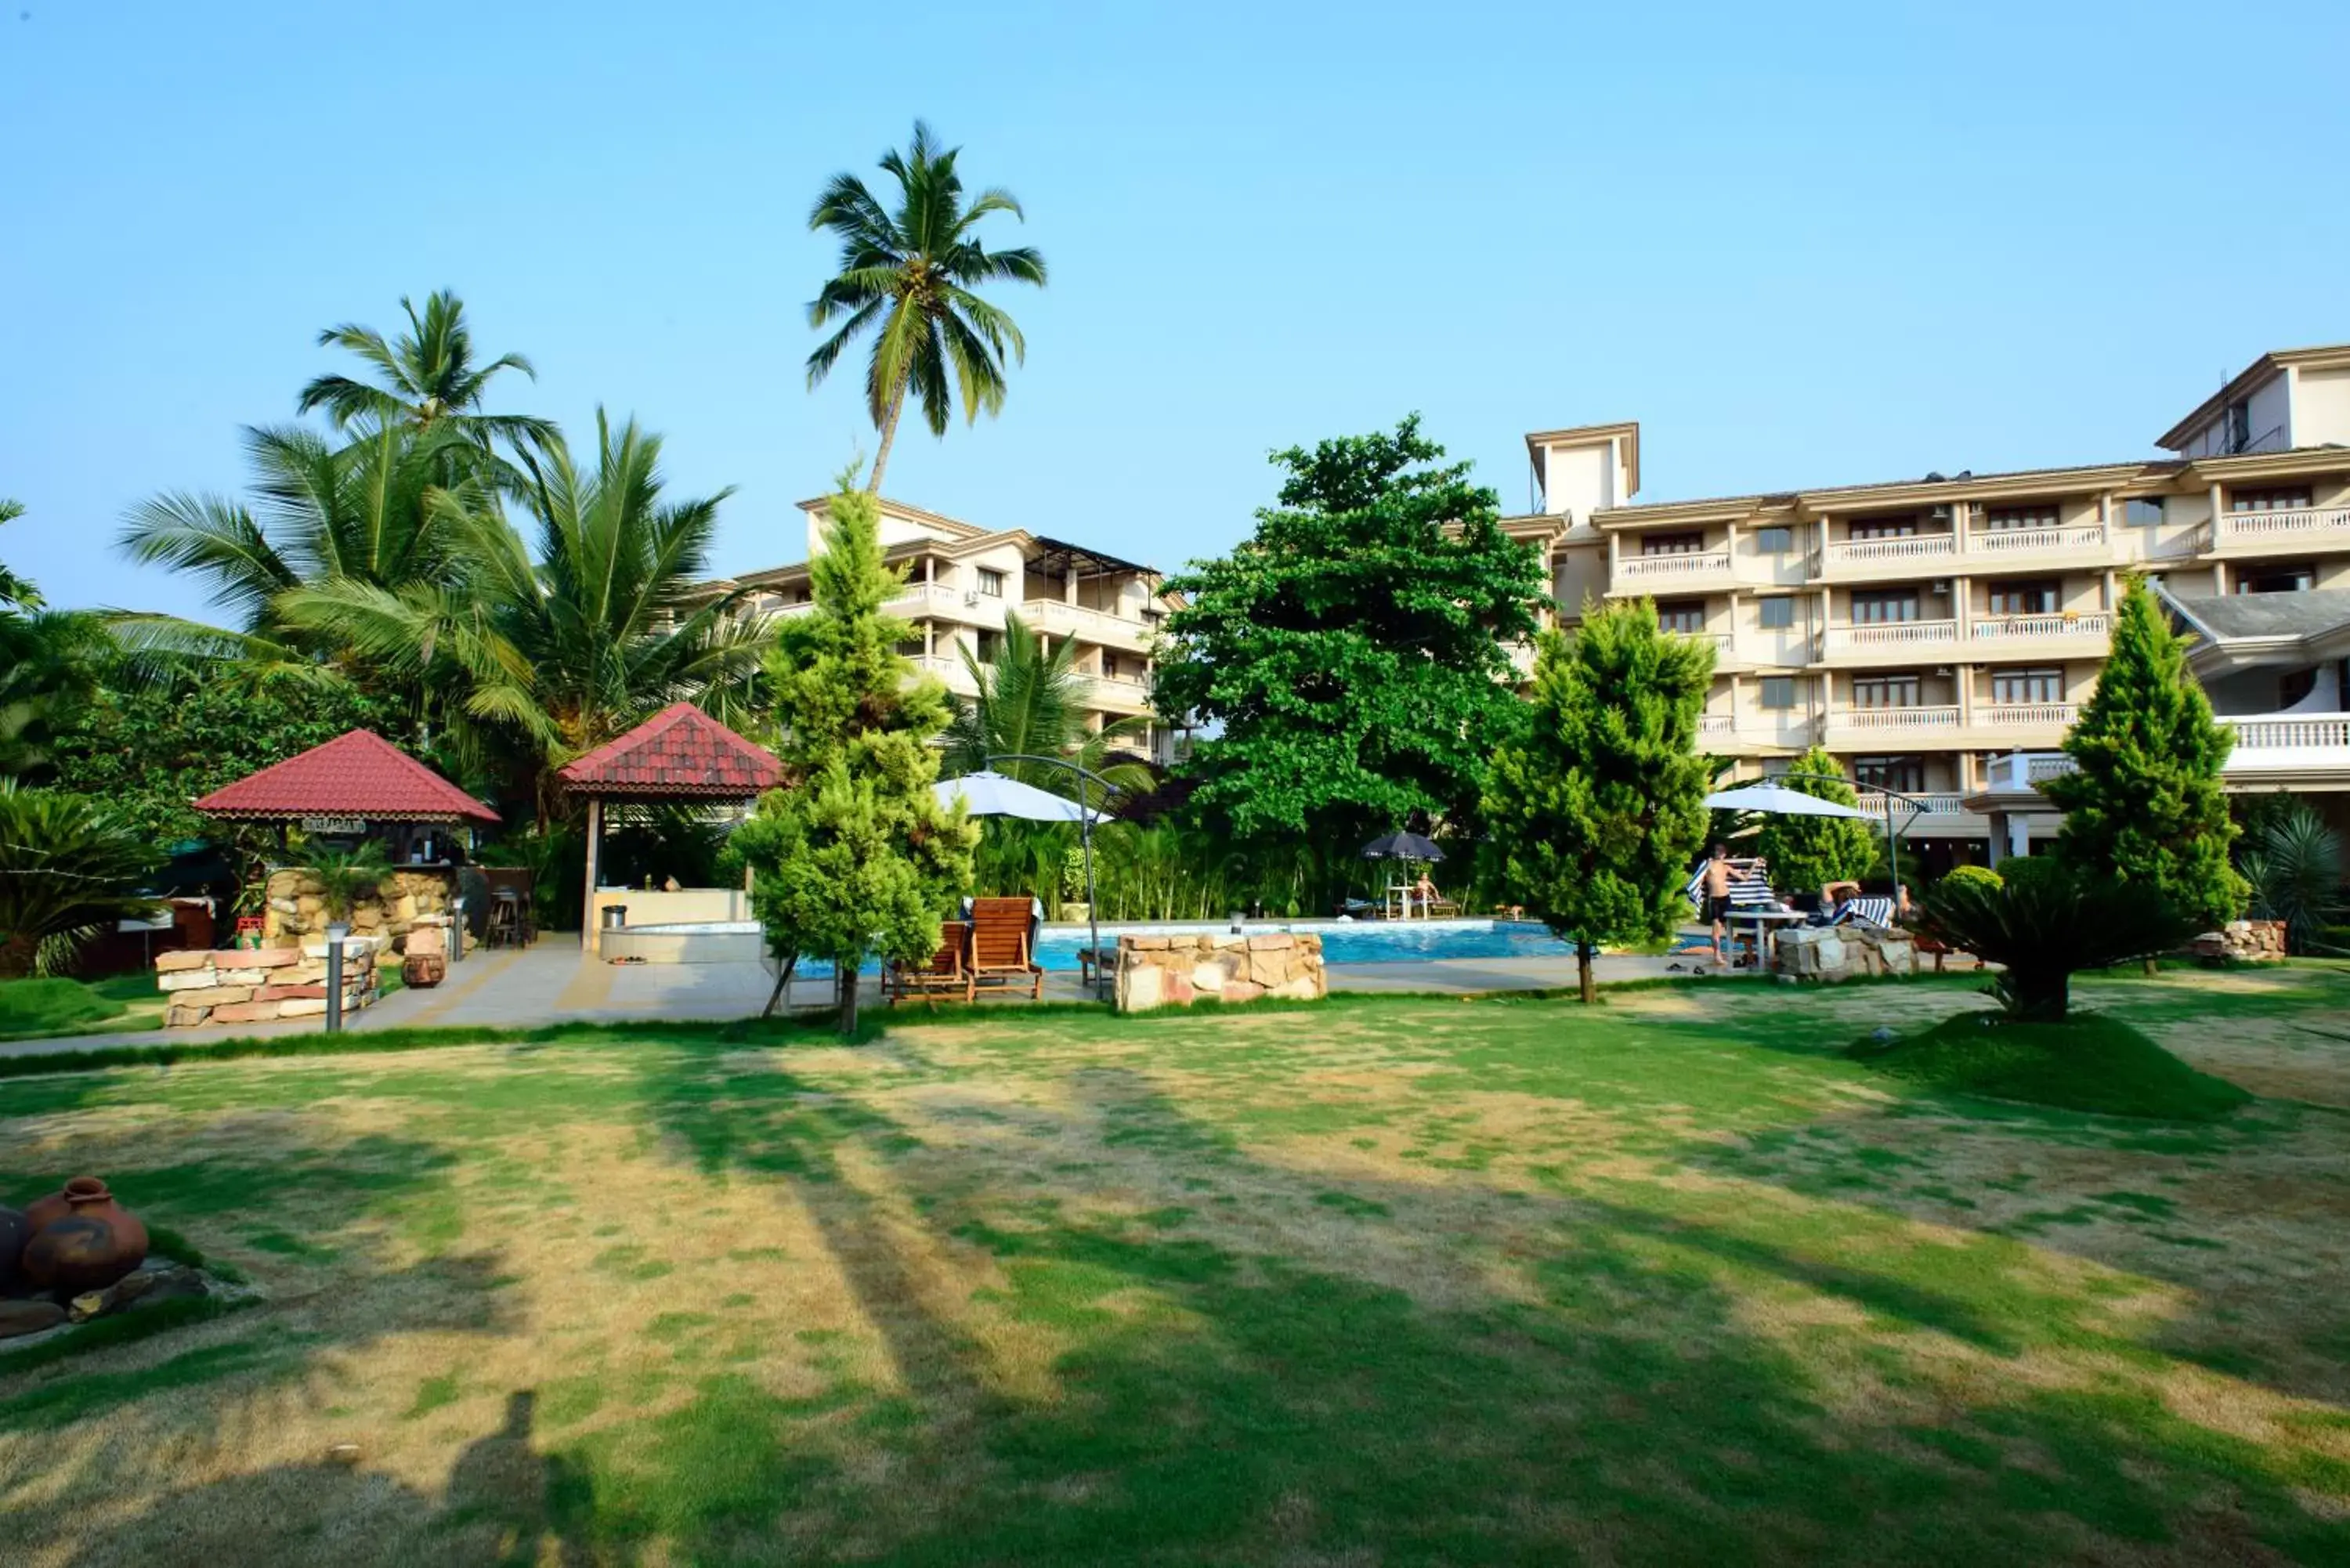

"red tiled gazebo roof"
[556,703,781,800]
[193,730,501,824]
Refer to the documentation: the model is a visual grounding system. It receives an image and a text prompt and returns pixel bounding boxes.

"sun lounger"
[883,920,974,1006]
[969,898,1043,999]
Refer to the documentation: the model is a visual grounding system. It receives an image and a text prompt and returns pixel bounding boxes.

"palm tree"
[0,497,41,611]
[277,413,773,819]
[805,121,1047,493]
[942,610,1154,793]
[297,289,553,450]
[0,782,159,978]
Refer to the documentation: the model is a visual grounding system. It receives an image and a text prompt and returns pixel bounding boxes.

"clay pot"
[0,1205,27,1288]
[20,1178,148,1293]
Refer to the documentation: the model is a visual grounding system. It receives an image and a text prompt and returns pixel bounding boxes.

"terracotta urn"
[20,1178,148,1293]
[0,1205,27,1288]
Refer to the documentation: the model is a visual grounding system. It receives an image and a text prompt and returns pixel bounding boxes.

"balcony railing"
[2193,508,2350,552]
[1860,793,1967,818]
[1972,523,2108,555]
[1697,714,1737,736]
[1969,612,2110,644]
[1831,705,1962,732]
[1979,703,2078,728]
[1823,533,1957,569]
[1618,549,1733,581]
[2224,714,2350,754]
[1021,597,1154,642]
[1824,619,1958,652]
[1980,751,2079,793]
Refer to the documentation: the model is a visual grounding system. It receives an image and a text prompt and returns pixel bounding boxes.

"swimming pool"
[606,918,1577,971]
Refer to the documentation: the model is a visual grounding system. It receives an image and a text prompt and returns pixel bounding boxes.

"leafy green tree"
[1752,746,1878,896]
[1917,854,2197,1021]
[731,479,974,1033]
[297,289,552,449]
[1482,600,1714,1002]
[275,412,772,819]
[1155,417,1546,914]
[0,503,112,782]
[2044,578,2242,929]
[0,782,160,978]
[805,121,1047,493]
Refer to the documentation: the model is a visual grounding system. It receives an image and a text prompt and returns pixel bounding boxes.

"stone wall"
[2191,919,2287,963]
[1772,923,1918,984]
[262,868,461,952]
[154,938,383,1028]
[1115,932,1325,1013]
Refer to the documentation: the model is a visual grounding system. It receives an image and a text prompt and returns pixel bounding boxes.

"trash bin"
[602,905,628,930]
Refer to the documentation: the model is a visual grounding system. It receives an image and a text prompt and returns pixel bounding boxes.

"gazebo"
[555,703,783,951]
[193,729,501,949]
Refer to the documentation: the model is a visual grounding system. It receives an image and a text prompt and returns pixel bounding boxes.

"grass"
[0,972,165,1042]
[2,966,2347,1563]
[1849,1010,2256,1122]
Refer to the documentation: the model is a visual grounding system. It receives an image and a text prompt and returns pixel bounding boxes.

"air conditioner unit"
[1929,580,1951,595]
[1929,504,1952,522]
[1932,667,1954,677]
[964,591,981,606]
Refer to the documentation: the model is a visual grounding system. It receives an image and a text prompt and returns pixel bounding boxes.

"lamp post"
[324,919,350,1033]
[985,752,1111,998]
[1783,770,1928,901]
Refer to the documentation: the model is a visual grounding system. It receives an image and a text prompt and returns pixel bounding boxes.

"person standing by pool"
[1701,844,1735,968]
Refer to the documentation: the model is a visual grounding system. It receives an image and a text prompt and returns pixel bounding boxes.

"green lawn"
[4,967,2349,1564]
[0,971,164,1042]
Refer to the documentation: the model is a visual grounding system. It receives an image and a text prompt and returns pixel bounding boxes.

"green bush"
[0,976,128,1039]
[1940,864,2003,896]
[1917,855,2199,1021]
[1849,1010,2251,1122]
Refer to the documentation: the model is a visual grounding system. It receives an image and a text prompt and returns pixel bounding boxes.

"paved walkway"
[5,940,1724,1064]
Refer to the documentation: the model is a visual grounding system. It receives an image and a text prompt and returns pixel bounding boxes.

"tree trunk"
[1577,940,1596,1004]
[761,955,798,1020]
[2141,956,2160,977]
[866,368,913,495]
[838,957,862,1039]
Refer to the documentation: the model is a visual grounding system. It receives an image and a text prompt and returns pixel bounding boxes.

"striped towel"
[1683,858,1777,909]
[1835,896,1896,929]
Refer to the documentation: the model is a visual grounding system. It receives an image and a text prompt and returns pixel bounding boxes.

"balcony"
[1977,702,2078,730]
[1821,619,1958,659]
[1969,522,2110,558]
[1616,549,1734,587]
[1828,705,1962,735]
[1967,610,2110,652]
[2222,713,2350,780]
[2194,508,2350,555]
[1021,597,1155,648]
[1821,533,1957,574]
[1859,792,1968,822]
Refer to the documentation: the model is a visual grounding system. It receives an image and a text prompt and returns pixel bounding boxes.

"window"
[1759,677,1800,710]
[2230,486,2312,513]
[2281,668,2319,707]
[1654,600,1707,634]
[1757,596,1795,630]
[1985,504,2059,532]
[2124,497,2165,526]
[1853,756,1926,793]
[1850,589,1921,624]
[895,636,925,659]
[1102,652,1123,681]
[1991,667,2063,705]
[2226,401,2252,453]
[1987,579,2059,616]
[2236,562,2315,594]
[976,568,1007,597]
[1849,516,1918,540]
[1641,531,1706,556]
[1755,526,1794,555]
[974,630,1000,665]
[1851,675,1922,709]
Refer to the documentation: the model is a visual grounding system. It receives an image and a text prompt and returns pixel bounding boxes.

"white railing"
[1697,714,1737,736]
[1824,619,1958,652]
[1979,703,2078,728]
[1980,750,2078,791]
[1861,793,1967,818]
[2213,508,2350,545]
[1825,533,1957,567]
[1831,706,1961,731]
[2223,714,2350,753]
[1969,612,2110,643]
[1618,550,1733,580]
[1021,598,1154,643]
[1972,523,2108,555]
[897,582,968,612]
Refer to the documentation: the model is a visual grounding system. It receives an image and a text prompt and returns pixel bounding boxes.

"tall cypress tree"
[1482,599,1714,1002]
[2044,576,2241,930]
[733,476,975,1034]
[1753,745,1877,896]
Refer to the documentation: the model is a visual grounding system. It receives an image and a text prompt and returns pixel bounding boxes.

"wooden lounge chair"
[883,921,974,1006]
[969,898,1043,999]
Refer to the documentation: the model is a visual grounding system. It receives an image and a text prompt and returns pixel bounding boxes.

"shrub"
[0,782,160,978]
[1916,855,2199,1021]
[2234,800,2346,955]
[1939,864,2003,896]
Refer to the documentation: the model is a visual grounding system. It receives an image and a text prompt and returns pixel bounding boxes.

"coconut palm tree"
[0,782,159,978]
[940,609,1154,796]
[297,289,553,450]
[805,121,1047,493]
[277,413,773,819]
[0,497,40,611]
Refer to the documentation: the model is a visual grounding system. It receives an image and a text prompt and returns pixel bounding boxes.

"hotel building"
[709,495,1180,764]
[1505,345,2350,858]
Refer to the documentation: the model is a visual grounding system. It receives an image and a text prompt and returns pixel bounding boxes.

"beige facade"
[714,497,1180,764]
[1510,345,2350,848]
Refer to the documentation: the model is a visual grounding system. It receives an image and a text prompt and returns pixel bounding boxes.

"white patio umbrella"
[932,770,1103,822]
[1701,783,1870,818]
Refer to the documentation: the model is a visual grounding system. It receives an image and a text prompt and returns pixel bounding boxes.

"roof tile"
[556,703,781,799]
[193,731,500,823]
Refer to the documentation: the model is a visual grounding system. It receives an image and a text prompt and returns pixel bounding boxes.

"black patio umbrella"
[1361,830,1444,862]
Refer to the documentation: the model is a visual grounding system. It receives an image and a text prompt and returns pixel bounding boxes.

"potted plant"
[306,841,392,927]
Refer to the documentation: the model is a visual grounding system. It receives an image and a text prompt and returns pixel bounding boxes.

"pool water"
[776,919,1577,977]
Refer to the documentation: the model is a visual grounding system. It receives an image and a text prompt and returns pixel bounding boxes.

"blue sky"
[5,1,2347,616]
